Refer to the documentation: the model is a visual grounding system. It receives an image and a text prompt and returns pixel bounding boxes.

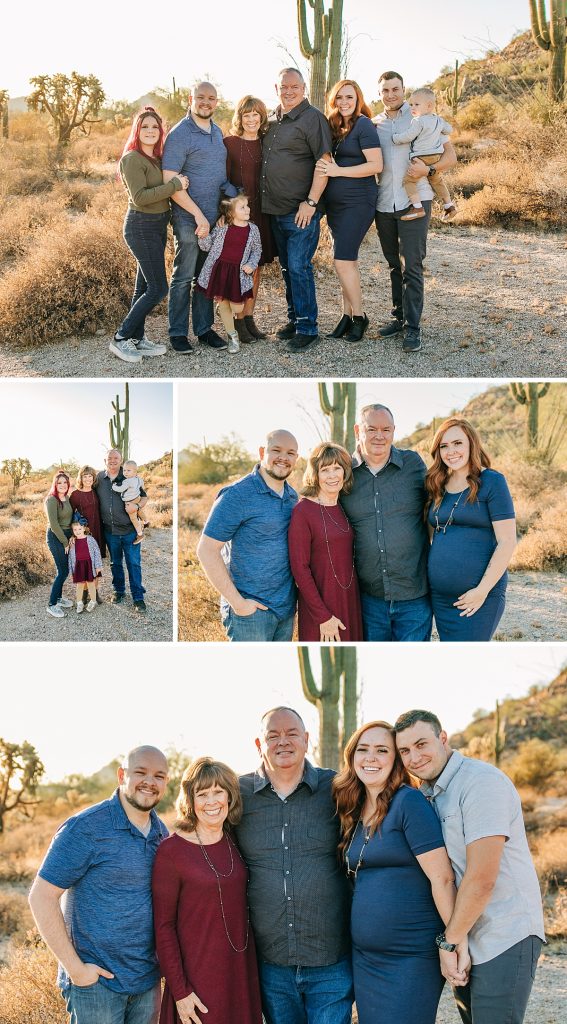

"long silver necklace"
[239,136,260,199]
[433,488,467,534]
[317,500,355,590]
[195,829,250,952]
[344,818,371,883]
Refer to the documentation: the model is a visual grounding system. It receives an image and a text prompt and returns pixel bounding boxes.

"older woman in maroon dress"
[152,758,262,1024]
[70,465,105,602]
[224,95,275,344]
[288,441,363,642]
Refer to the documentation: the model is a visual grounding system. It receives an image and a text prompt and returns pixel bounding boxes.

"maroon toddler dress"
[152,833,263,1024]
[72,537,95,583]
[224,135,276,265]
[70,488,105,557]
[288,498,363,641]
[198,225,253,303]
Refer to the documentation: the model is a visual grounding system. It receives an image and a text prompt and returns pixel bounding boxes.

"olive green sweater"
[45,495,73,546]
[119,150,181,214]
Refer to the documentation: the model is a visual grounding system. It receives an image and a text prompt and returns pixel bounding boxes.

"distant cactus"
[1,457,32,496]
[529,0,567,102]
[442,60,467,117]
[0,89,8,139]
[509,381,551,448]
[297,0,344,111]
[298,646,358,769]
[318,382,356,452]
[109,383,130,461]
[27,72,105,144]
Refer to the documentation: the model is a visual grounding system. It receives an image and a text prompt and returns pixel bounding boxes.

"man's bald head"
[259,430,299,483]
[121,745,168,772]
[192,82,218,120]
[117,746,169,814]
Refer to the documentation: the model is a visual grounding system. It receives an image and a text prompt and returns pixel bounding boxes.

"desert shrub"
[0,140,59,200]
[532,830,567,887]
[507,739,560,792]
[179,436,253,486]
[511,489,567,570]
[0,521,52,599]
[0,939,65,1024]
[0,192,70,263]
[0,890,33,944]
[456,95,499,131]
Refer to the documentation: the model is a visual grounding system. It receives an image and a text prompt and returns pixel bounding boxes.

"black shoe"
[110,592,126,604]
[403,328,422,352]
[287,332,319,352]
[234,318,256,344]
[199,329,228,350]
[326,314,353,339]
[96,591,103,605]
[133,599,147,613]
[276,322,296,340]
[344,314,370,343]
[170,335,194,354]
[244,315,267,340]
[378,318,403,338]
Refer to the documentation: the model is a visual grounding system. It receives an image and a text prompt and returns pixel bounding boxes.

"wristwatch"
[436,933,457,952]
[305,197,317,207]
[428,166,437,177]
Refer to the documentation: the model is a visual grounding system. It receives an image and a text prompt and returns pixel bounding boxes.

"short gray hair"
[358,403,395,424]
[278,67,305,83]
[260,706,306,733]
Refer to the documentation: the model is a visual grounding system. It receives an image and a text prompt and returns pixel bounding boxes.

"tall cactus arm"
[318,382,333,415]
[530,0,551,48]
[297,0,315,57]
[321,647,341,700]
[537,383,551,399]
[509,382,527,405]
[299,647,320,701]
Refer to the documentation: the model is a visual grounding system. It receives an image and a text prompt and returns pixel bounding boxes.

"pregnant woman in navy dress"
[288,441,363,642]
[316,80,382,342]
[333,721,463,1024]
[426,417,516,641]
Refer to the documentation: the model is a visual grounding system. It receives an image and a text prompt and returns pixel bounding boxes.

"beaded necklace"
[195,829,250,953]
[317,499,355,590]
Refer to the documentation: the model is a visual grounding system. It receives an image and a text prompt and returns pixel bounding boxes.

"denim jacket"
[197,222,262,296]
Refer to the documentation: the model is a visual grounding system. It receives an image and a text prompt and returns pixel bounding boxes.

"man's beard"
[195,109,214,119]
[123,790,160,813]
[264,465,291,481]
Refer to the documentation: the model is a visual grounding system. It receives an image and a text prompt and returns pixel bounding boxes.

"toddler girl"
[68,515,103,613]
[196,195,262,353]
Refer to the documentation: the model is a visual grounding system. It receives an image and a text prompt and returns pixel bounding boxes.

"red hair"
[426,416,491,512]
[121,106,165,161]
[326,79,372,143]
[47,471,71,507]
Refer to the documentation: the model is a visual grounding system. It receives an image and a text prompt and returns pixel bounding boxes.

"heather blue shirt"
[38,790,168,994]
[203,463,298,619]
[162,114,237,226]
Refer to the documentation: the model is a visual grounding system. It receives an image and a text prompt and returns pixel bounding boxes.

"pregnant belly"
[351,875,442,955]
[428,530,496,595]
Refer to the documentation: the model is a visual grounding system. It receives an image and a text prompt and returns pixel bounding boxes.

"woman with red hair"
[44,471,74,618]
[333,721,459,1024]
[110,107,189,364]
[316,80,383,343]
[426,417,516,641]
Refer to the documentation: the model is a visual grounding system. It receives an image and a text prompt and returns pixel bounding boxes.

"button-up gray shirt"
[374,102,435,213]
[340,446,429,601]
[421,751,545,965]
[235,761,350,966]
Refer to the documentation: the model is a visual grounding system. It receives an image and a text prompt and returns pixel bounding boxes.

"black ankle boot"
[244,315,267,340]
[344,314,370,343]
[234,319,255,343]
[326,313,353,339]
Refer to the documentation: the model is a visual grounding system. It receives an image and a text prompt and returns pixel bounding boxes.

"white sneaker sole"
[138,346,167,357]
[109,342,142,363]
[47,607,65,618]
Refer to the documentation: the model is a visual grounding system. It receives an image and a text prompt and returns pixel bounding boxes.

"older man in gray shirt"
[395,709,545,1024]
[373,71,456,353]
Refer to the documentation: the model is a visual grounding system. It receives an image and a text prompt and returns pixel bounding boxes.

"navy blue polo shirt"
[162,114,237,226]
[38,789,168,994]
[203,463,298,619]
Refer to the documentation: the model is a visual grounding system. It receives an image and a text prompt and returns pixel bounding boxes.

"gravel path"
[0,227,564,379]
[0,529,173,642]
[434,952,566,1024]
[495,571,567,641]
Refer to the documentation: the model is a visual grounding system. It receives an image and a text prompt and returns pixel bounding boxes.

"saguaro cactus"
[297,0,344,111]
[529,0,567,102]
[318,382,356,452]
[298,647,358,769]
[509,382,551,448]
[442,61,467,117]
[109,383,130,461]
[0,90,8,139]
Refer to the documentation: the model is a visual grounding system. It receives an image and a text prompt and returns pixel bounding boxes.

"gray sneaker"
[109,336,143,363]
[57,596,73,608]
[135,334,167,357]
[47,604,65,618]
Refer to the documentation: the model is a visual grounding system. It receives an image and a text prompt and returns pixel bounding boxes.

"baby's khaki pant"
[403,153,451,206]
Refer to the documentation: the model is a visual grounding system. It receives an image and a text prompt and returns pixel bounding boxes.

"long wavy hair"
[425,416,491,512]
[333,721,413,859]
[326,79,372,143]
[121,106,165,161]
[230,95,269,137]
[46,471,71,508]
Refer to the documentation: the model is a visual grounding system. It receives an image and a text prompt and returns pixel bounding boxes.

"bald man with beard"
[198,429,299,641]
[29,746,169,1024]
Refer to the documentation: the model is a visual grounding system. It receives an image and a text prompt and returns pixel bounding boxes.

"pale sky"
[5,1,529,106]
[0,381,172,469]
[179,378,497,454]
[2,644,564,781]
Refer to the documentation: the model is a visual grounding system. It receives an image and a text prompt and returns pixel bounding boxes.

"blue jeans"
[104,530,145,602]
[63,981,160,1024]
[361,592,432,642]
[46,528,71,606]
[259,957,353,1024]
[118,210,170,341]
[222,606,295,642]
[271,211,321,335]
[168,215,212,338]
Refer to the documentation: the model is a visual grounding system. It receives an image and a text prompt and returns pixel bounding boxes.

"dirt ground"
[0,226,565,379]
[435,951,566,1024]
[0,528,173,642]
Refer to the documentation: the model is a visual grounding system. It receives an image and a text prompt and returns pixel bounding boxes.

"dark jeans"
[46,528,71,606]
[259,957,353,1024]
[271,211,321,335]
[118,210,170,340]
[222,606,295,642]
[63,980,161,1024]
[360,592,432,642]
[453,936,542,1024]
[375,201,432,329]
[104,529,145,602]
[168,215,213,338]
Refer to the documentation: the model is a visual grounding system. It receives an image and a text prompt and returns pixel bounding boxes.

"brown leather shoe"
[400,206,426,221]
[244,315,267,340]
[234,318,256,343]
